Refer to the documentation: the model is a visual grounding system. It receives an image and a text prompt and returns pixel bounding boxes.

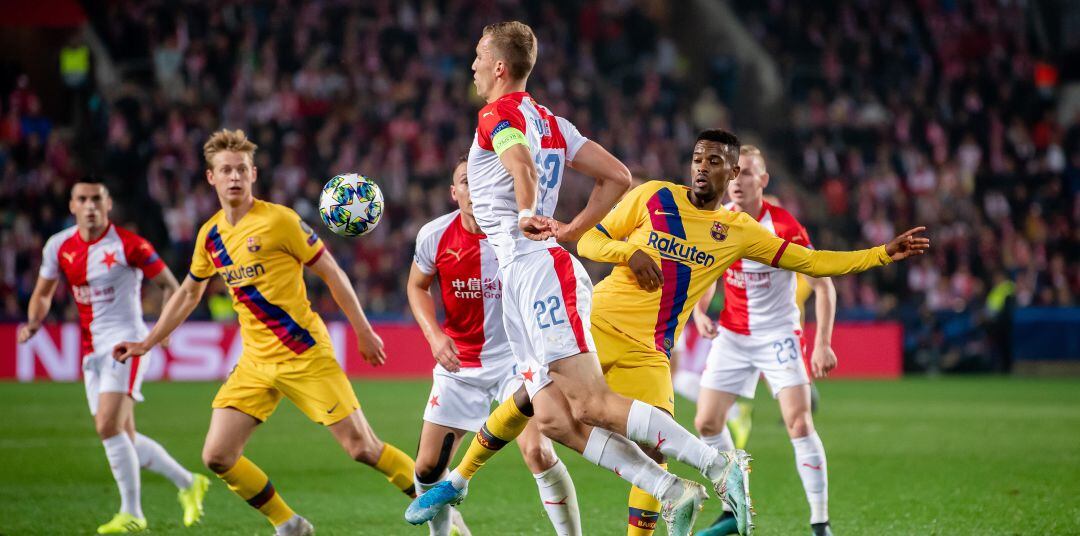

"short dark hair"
[73,175,109,196]
[696,129,740,152]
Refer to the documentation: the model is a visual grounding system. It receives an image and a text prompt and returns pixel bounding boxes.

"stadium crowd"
[1,0,1076,370]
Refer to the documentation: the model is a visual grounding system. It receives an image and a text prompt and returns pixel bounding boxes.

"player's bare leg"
[517,419,582,535]
[95,393,146,533]
[328,407,417,497]
[778,385,830,535]
[202,408,309,535]
[123,409,209,527]
[694,387,742,536]
[414,421,469,536]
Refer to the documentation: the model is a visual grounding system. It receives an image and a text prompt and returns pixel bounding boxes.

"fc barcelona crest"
[710,221,728,242]
[247,236,262,252]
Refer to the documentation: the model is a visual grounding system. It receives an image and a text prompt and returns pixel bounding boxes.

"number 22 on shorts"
[533,295,566,329]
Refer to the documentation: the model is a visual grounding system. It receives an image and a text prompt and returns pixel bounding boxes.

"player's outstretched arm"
[805,276,838,377]
[114,274,208,362]
[559,141,631,242]
[746,227,930,278]
[307,248,386,366]
[17,276,59,343]
[406,262,461,372]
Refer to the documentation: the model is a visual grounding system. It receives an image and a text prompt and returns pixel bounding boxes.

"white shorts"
[500,247,596,398]
[83,351,148,416]
[700,326,809,399]
[423,365,524,432]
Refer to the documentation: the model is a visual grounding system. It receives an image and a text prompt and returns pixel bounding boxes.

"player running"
[19,177,209,534]
[407,21,757,536]
[113,129,416,536]
[408,157,581,535]
[693,146,838,536]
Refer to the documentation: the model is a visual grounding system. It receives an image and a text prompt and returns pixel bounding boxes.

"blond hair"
[483,21,537,81]
[203,128,257,168]
[740,144,766,172]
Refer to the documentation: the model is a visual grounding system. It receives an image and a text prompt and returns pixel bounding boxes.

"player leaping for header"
[408,157,581,535]
[407,21,762,536]
[114,129,417,536]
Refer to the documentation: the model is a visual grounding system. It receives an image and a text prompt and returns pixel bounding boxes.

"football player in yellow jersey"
[114,129,416,536]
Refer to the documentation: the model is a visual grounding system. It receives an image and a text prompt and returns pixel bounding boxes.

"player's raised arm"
[306,249,386,366]
[18,276,60,343]
[577,182,663,290]
[406,262,462,372]
[114,274,209,361]
[558,140,631,242]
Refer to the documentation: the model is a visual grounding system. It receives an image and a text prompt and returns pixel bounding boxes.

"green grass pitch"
[1,378,1078,535]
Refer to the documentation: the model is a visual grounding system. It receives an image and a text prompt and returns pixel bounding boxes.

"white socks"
[582,427,679,503]
[626,400,720,479]
[415,472,453,536]
[134,433,194,489]
[102,433,143,518]
[792,432,829,524]
[532,459,581,536]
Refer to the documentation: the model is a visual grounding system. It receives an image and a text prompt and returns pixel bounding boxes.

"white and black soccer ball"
[318,173,385,237]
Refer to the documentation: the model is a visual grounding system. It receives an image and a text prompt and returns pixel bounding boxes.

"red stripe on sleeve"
[305,246,327,267]
[770,240,790,268]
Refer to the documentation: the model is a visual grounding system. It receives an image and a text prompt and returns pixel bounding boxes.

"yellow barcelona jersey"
[578,181,891,356]
[189,200,332,362]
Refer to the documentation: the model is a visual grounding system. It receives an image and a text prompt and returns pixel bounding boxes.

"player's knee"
[94,418,123,440]
[202,449,238,474]
[694,413,724,437]
[786,413,813,438]
[347,438,383,465]
[568,395,611,429]
[520,441,556,471]
[534,413,573,445]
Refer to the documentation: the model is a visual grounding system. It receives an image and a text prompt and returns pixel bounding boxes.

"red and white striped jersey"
[468,91,589,266]
[414,211,512,381]
[39,224,168,356]
[720,202,813,335]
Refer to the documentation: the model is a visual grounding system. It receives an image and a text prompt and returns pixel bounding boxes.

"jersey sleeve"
[556,116,589,161]
[576,182,658,264]
[739,213,891,277]
[188,222,216,281]
[39,234,62,280]
[477,100,529,156]
[413,219,444,276]
[279,208,327,266]
[121,230,167,279]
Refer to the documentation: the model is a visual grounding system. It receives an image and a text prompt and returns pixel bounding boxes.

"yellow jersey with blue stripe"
[189,200,331,362]
[578,181,891,357]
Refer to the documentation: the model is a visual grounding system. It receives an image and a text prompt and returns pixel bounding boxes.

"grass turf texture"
[0,378,1077,535]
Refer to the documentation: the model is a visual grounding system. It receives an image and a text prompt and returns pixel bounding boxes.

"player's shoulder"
[638,180,676,196]
[763,202,809,242]
[44,225,80,248]
[256,199,301,221]
[111,223,148,244]
[416,210,461,245]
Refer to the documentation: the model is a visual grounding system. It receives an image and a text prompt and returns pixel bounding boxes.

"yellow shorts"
[592,321,675,415]
[212,354,360,426]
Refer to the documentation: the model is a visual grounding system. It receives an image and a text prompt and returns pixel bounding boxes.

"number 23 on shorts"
[533,295,566,329]
[773,337,798,365]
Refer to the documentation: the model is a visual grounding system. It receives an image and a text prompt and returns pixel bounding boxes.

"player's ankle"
[448,469,469,490]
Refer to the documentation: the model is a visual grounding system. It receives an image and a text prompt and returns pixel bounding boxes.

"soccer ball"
[318,173,385,237]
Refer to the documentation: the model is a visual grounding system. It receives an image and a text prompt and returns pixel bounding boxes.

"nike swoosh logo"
[653,209,675,216]
[326,402,339,414]
[640,512,659,519]
[211,249,222,257]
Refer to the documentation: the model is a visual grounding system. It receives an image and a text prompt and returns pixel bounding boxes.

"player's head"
[449,154,472,217]
[472,21,537,101]
[70,176,112,230]
[203,128,258,207]
[691,129,740,204]
[729,145,770,209]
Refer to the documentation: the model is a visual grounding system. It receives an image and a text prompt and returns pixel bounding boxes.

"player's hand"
[885,227,930,261]
[693,311,718,339]
[428,331,462,372]
[811,344,838,378]
[357,328,387,367]
[520,215,558,241]
[17,322,41,343]
[628,249,663,291]
[113,340,150,363]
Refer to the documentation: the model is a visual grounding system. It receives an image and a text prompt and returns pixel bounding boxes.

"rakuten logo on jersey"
[450,277,502,300]
[647,232,716,267]
[724,269,772,290]
[222,263,266,286]
[72,285,116,305]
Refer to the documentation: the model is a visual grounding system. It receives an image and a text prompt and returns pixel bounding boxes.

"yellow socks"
[626,463,666,535]
[216,456,294,526]
[457,396,531,480]
[374,443,417,497]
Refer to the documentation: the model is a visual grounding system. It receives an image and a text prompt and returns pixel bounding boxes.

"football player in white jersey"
[693,146,837,536]
[407,21,755,536]
[408,157,580,535]
[19,177,209,534]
